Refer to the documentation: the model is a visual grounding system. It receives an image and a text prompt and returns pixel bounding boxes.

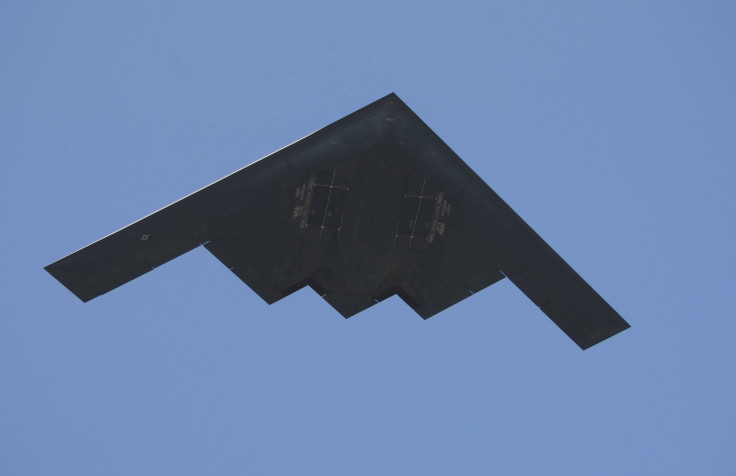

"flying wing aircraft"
[45,93,629,349]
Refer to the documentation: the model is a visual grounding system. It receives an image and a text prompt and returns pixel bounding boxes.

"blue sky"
[2,1,735,474]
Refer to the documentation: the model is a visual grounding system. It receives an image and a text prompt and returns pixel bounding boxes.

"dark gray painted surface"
[45,93,629,349]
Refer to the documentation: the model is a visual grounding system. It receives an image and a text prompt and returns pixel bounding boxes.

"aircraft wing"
[46,93,629,349]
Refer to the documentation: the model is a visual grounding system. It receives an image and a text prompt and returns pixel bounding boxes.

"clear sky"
[2,1,735,474]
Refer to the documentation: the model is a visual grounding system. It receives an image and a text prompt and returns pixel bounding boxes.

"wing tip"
[576,320,631,350]
[44,262,98,303]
